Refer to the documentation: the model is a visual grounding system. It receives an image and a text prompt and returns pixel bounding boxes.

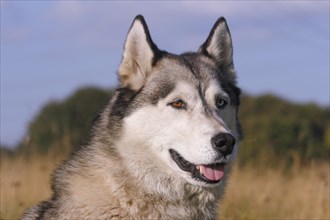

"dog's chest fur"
[29,150,223,220]
[50,150,223,220]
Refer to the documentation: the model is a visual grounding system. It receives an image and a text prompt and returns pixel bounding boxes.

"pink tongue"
[200,165,225,181]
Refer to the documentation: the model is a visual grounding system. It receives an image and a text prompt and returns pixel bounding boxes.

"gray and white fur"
[22,15,242,220]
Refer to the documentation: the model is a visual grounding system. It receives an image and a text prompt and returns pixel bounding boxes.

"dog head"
[113,15,241,187]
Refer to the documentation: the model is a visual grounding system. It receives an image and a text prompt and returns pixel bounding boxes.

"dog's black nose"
[211,133,236,157]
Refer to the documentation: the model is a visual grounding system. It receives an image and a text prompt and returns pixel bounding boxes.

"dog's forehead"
[153,54,220,89]
[137,52,241,109]
[151,53,240,106]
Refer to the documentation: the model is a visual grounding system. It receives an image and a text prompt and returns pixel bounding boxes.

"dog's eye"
[169,99,187,110]
[216,97,228,109]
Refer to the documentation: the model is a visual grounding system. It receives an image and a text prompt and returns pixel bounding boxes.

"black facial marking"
[147,82,175,105]
[197,84,213,116]
[109,87,140,121]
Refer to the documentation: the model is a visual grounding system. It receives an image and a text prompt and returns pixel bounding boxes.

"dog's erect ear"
[198,17,236,82]
[118,15,159,91]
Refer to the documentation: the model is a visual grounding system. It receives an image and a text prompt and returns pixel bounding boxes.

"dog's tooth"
[196,165,204,175]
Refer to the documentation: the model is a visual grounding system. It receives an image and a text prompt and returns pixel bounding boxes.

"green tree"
[21,87,111,155]
[238,94,329,167]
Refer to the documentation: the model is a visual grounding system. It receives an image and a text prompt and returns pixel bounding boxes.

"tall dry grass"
[0,153,64,219]
[220,162,330,219]
[1,153,329,219]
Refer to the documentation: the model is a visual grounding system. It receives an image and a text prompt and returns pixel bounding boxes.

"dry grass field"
[0,154,62,219]
[219,162,329,219]
[1,153,329,220]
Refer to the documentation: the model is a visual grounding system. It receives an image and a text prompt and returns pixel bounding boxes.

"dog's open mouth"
[169,149,225,184]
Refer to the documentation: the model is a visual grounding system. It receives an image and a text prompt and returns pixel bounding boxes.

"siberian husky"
[22,15,242,220]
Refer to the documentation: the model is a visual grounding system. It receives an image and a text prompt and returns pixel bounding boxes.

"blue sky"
[1,1,329,147]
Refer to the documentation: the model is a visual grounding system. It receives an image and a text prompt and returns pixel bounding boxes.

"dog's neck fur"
[52,141,225,220]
